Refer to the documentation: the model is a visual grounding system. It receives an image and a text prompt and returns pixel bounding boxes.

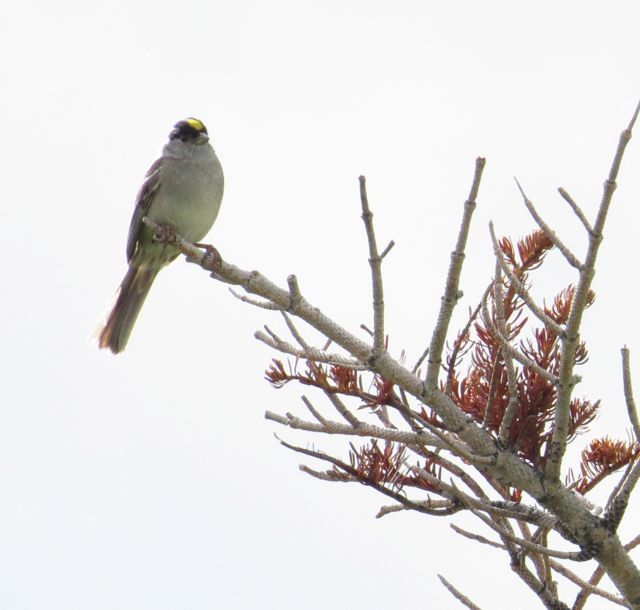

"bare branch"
[557,187,593,234]
[323,390,363,427]
[450,524,507,550]
[438,575,484,610]
[480,290,559,386]
[426,157,485,388]
[514,178,583,270]
[229,287,281,310]
[376,503,409,518]
[493,264,520,444]
[380,240,395,259]
[573,533,640,609]
[445,290,487,396]
[412,345,429,375]
[482,351,500,430]
[264,410,449,449]
[359,176,387,354]
[604,458,640,532]
[301,395,328,425]
[281,311,310,350]
[550,560,628,606]
[279,438,462,516]
[622,347,640,442]
[299,464,355,482]
[411,413,496,466]
[546,101,640,482]
[466,507,584,561]
[376,498,453,518]
[254,330,365,368]
[512,561,569,610]
[287,274,302,310]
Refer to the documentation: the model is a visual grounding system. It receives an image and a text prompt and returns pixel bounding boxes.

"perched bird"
[93,118,224,353]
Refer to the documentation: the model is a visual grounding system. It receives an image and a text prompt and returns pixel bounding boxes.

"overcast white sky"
[2,1,640,609]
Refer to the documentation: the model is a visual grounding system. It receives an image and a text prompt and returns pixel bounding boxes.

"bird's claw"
[194,243,221,268]
[152,223,177,244]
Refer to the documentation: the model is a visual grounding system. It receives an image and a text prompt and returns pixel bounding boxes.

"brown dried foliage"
[265,359,400,410]
[574,437,640,494]
[446,230,598,467]
[344,440,442,492]
[265,229,632,498]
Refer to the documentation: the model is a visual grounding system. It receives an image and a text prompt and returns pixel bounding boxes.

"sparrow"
[94,118,224,353]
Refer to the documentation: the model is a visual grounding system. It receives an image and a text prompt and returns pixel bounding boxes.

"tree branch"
[622,347,640,442]
[514,178,583,270]
[545,100,640,483]
[438,575,484,610]
[359,176,392,355]
[426,157,485,388]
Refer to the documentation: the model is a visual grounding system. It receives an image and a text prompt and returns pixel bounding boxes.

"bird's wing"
[126,157,162,262]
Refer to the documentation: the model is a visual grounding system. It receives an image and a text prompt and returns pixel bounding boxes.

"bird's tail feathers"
[91,264,159,354]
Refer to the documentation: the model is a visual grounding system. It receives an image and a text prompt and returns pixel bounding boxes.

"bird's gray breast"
[148,144,224,242]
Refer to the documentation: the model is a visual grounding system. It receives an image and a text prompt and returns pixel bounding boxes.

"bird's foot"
[193,243,221,269]
[152,223,177,244]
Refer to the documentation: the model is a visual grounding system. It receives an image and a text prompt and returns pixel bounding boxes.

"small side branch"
[359,176,393,355]
[438,575,484,610]
[493,264,520,445]
[279,438,461,516]
[480,291,559,386]
[514,178,583,270]
[621,347,640,442]
[445,291,487,395]
[426,157,485,388]
[254,329,364,368]
[557,187,593,234]
[546,101,640,483]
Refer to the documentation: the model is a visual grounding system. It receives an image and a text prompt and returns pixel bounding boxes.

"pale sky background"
[2,1,640,609]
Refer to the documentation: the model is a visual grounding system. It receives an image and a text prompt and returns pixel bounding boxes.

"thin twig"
[301,395,328,425]
[412,345,430,375]
[489,222,566,337]
[511,560,569,610]
[481,290,559,386]
[438,575,484,610]
[603,459,640,532]
[605,457,636,513]
[281,311,310,350]
[426,157,485,388]
[450,524,506,550]
[264,410,453,450]
[466,507,584,560]
[549,560,628,606]
[323,390,362,427]
[279,438,462,516]
[445,290,487,395]
[411,413,496,466]
[254,330,365,368]
[482,351,500,429]
[493,264,520,444]
[229,287,282,310]
[557,187,593,234]
[359,176,387,355]
[514,178,583,270]
[621,347,640,442]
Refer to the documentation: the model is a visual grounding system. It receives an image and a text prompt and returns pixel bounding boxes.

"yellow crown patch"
[185,118,205,132]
